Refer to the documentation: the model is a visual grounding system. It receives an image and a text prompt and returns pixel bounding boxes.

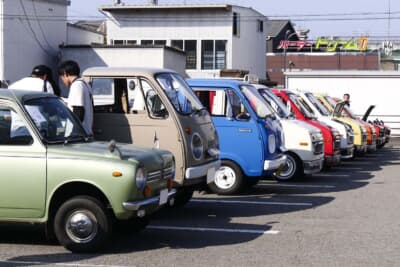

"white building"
[0,0,70,85]
[60,44,187,77]
[66,21,105,45]
[99,4,268,79]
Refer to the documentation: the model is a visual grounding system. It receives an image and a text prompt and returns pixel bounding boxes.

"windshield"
[288,93,315,119]
[258,88,290,118]
[240,85,274,118]
[156,73,203,115]
[24,97,89,143]
[305,93,330,116]
[324,96,337,109]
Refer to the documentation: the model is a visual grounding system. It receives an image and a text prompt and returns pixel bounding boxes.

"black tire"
[208,160,244,195]
[169,189,194,207]
[273,153,303,182]
[115,216,150,235]
[54,196,112,253]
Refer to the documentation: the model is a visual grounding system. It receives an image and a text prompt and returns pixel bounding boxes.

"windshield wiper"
[191,106,208,116]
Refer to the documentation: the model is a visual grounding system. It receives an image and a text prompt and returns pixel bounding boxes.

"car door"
[197,88,263,176]
[92,77,184,182]
[0,104,46,218]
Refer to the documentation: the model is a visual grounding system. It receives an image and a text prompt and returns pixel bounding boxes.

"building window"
[215,40,227,69]
[202,40,214,70]
[201,40,227,70]
[171,40,184,50]
[233,12,240,36]
[112,40,124,45]
[185,40,197,69]
[154,40,166,45]
[257,19,263,32]
[126,40,137,45]
[141,40,153,45]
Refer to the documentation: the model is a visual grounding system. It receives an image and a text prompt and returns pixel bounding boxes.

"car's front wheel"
[273,153,303,182]
[54,196,112,253]
[208,160,244,195]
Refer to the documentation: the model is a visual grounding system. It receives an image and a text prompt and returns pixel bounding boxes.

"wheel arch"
[47,181,113,222]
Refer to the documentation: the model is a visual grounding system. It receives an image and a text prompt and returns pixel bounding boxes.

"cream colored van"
[83,67,220,206]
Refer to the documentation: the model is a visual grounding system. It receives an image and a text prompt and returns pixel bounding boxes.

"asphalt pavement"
[0,140,400,267]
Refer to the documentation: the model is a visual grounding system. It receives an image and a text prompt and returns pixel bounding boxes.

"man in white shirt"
[58,60,93,135]
[9,65,54,94]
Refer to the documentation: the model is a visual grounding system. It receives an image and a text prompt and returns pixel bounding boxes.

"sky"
[68,0,400,41]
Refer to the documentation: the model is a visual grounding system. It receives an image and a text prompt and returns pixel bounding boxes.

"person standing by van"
[9,65,55,94]
[58,60,93,135]
[343,93,350,107]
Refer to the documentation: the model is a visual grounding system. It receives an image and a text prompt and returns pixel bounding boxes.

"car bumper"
[264,155,287,171]
[355,144,367,153]
[122,189,177,217]
[341,145,354,159]
[303,158,324,174]
[185,160,221,180]
[324,152,341,166]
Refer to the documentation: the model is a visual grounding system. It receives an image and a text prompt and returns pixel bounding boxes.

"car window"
[24,97,88,143]
[0,107,33,146]
[193,87,249,121]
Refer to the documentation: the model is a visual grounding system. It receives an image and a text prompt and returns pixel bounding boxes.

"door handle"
[239,128,252,133]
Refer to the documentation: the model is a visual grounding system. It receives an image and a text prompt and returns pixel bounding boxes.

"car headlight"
[191,132,204,160]
[135,167,147,190]
[268,134,276,154]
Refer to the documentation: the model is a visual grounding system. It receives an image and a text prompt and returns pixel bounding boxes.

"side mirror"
[235,112,251,121]
[145,90,168,118]
[128,80,136,90]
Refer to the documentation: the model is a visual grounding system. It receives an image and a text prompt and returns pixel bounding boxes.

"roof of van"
[82,67,177,77]
[186,78,249,87]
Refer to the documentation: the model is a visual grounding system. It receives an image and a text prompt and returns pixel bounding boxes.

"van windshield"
[156,73,203,115]
[240,85,274,119]
[288,93,315,119]
[258,88,290,118]
[305,93,330,116]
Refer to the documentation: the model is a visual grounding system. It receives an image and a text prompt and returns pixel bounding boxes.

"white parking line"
[0,261,132,267]
[257,182,336,189]
[314,173,349,177]
[190,198,313,206]
[147,225,280,235]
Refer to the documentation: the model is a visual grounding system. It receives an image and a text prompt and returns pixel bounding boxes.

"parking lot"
[1,141,400,267]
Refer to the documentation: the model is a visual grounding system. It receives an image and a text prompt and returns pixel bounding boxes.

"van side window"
[193,88,249,121]
[227,89,249,120]
[141,79,169,119]
[0,107,33,146]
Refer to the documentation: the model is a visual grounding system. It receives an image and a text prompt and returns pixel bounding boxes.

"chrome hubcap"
[66,210,98,243]
[277,156,295,179]
[214,166,236,189]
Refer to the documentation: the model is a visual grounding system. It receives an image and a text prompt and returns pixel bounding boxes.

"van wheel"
[273,153,303,182]
[54,196,112,253]
[208,161,243,195]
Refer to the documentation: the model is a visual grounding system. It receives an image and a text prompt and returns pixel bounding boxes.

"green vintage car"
[0,89,176,252]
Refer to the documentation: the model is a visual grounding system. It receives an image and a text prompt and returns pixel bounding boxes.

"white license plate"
[159,189,168,205]
[207,167,216,184]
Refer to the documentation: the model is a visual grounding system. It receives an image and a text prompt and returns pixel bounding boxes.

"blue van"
[188,79,287,195]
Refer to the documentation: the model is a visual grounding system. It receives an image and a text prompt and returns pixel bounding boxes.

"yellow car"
[314,93,367,154]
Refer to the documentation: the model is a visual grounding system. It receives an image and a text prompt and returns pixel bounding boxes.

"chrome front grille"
[348,134,354,145]
[362,133,367,144]
[313,141,324,155]
[147,170,162,182]
[163,166,174,180]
